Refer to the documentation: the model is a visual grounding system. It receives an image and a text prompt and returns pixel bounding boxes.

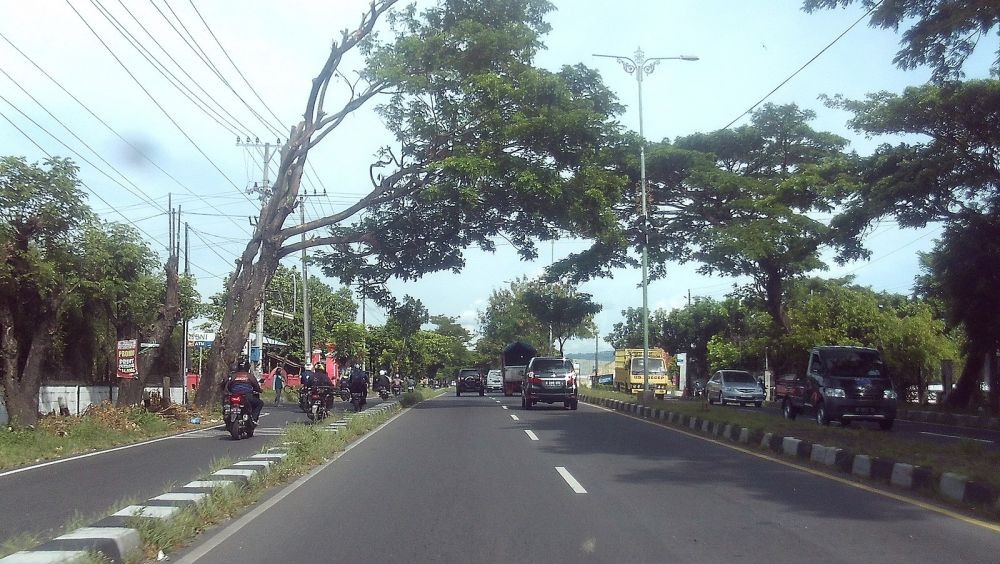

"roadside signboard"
[116,339,139,379]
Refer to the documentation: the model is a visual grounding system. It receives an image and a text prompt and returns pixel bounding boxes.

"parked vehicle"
[691,378,707,397]
[706,370,764,407]
[456,368,485,396]
[222,393,257,440]
[522,356,578,410]
[614,348,673,398]
[774,346,897,430]
[501,341,537,396]
[485,369,503,393]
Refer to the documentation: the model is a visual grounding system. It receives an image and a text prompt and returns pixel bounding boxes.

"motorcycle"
[306,387,333,422]
[378,387,390,400]
[406,383,415,393]
[223,393,257,440]
[391,383,402,397]
[350,391,366,412]
[298,387,311,413]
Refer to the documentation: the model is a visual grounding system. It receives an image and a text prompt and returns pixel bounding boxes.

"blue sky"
[0,0,993,354]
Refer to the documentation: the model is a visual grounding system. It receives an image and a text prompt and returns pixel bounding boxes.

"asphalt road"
[0,398,369,542]
[178,393,1000,564]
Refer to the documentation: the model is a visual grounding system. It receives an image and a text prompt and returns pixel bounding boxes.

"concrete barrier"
[940,473,967,502]
[852,455,872,477]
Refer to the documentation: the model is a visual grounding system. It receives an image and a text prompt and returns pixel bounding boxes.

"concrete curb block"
[578,395,1000,512]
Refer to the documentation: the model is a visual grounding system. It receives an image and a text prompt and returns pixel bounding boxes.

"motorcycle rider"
[222,358,263,422]
[348,363,369,407]
[391,373,403,395]
[374,369,390,394]
[311,363,335,411]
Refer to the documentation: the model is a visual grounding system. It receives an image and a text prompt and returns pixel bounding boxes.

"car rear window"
[531,359,573,373]
[723,371,755,383]
[459,370,479,378]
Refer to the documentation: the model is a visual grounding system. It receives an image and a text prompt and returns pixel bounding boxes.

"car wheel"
[479,389,485,396]
[571,400,578,411]
[520,395,526,408]
[707,392,714,405]
[563,401,570,409]
[754,401,763,408]
[815,402,830,426]
[840,418,851,427]
[878,419,894,431]
[782,399,797,420]
[525,399,533,410]
[719,395,727,406]
[456,390,461,396]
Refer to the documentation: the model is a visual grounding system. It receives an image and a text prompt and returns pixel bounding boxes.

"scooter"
[223,393,257,440]
[378,387,390,400]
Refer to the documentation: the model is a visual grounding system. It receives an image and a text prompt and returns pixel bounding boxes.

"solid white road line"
[510,414,519,421]
[919,431,993,443]
[525,430,539,441]
[555,467,587,494]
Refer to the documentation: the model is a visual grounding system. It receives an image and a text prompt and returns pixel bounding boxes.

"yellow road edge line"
[584,399,1000,534]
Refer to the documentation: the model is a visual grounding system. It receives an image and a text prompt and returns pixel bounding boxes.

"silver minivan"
[706,370,765,407]
[485,369,503,392]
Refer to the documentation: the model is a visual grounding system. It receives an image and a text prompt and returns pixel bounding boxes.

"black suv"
[456,368,484,396]
[522,357,578,410]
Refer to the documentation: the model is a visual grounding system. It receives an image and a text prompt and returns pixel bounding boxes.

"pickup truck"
[774,346,898,430]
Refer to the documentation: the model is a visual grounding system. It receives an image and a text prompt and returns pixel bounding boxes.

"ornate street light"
[594,48,697,394]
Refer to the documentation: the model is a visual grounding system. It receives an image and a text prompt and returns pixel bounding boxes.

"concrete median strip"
[578,393,1000,515]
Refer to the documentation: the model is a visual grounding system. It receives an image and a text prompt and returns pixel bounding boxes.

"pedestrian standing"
[273,367,286,405]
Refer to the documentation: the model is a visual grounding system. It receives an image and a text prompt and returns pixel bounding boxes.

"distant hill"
[565,350,614,362]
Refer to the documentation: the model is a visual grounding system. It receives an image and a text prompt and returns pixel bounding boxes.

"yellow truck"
[614,348,672,398]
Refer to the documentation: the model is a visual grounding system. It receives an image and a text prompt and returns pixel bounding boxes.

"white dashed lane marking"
[555,467,587,494]
[502,406,508,410]
[510,414,519,421]
[525,430,539,441]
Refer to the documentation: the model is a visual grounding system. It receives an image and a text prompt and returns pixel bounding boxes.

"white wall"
[0,385,185,425]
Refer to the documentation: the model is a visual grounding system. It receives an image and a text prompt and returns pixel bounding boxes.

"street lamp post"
[594,48,697,394]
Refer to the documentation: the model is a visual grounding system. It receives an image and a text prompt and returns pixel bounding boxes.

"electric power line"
[721,0,884,130]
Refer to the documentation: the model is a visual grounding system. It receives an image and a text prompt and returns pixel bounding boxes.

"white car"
[485,369,503,393]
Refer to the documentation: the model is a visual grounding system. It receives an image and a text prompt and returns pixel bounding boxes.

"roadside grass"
[0,402,217,471]
[127,397,422,562]
[581,388,1000,490]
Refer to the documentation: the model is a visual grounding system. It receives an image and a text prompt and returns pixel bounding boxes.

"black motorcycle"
[378,387,390,400]
[391,383,402,397]
[306,387,333,422]
[298,387,311,413]
[223,393,257,440]
[350,391,366,412]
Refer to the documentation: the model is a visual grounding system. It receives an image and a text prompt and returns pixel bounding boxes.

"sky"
[0,0,994,355]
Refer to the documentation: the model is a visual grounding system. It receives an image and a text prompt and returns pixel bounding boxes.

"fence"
[0,385,185,425]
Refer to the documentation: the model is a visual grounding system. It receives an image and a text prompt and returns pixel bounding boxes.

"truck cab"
[775,346,897,430]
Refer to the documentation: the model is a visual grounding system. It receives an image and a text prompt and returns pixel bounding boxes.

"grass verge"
[581,388,1000,491]
[127,396,434,562]
[0,402,219,471]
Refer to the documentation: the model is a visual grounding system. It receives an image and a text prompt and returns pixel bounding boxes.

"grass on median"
[0,402,219,471]
[581,387,1000,491]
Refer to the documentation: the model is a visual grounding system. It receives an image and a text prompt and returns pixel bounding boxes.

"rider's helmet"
[379,369,386,376]
[304,363,314,371]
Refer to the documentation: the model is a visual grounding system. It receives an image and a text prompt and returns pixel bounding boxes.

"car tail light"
[311,391,320,400]
[229,395,242,406]
[529,376,543,386]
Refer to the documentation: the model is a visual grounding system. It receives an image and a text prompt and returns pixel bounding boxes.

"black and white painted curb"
[581,395,1000,512]
[0,401,400,564]
[899,407,1000,431]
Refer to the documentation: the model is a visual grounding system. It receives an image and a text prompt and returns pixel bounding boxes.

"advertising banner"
[117,339,139,379]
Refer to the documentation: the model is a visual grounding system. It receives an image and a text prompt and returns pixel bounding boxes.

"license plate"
[544,381,563,389]
[222,405,231,414]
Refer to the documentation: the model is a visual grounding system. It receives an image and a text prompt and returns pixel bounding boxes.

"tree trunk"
[0,307,56,427]
[988,348,999,415]
[117,255,181,407]
[945,341,987,409]
[762,270,789,334]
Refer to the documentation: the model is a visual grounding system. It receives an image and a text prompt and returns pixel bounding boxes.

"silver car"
[706,370,765,407]
[485,369,503,392]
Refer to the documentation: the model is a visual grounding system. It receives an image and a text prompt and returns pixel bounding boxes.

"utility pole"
[182,220,189,402]
[687,289,691,307]
[299,200,311,366]
[360,281,366,371]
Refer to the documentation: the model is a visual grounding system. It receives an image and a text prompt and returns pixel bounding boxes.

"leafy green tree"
[429,314,472,346]
[200,0,625,405]
[521,280,601,356]
[803,0,1000,81]
[476,277,550,362]
[826,80,1000,408]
